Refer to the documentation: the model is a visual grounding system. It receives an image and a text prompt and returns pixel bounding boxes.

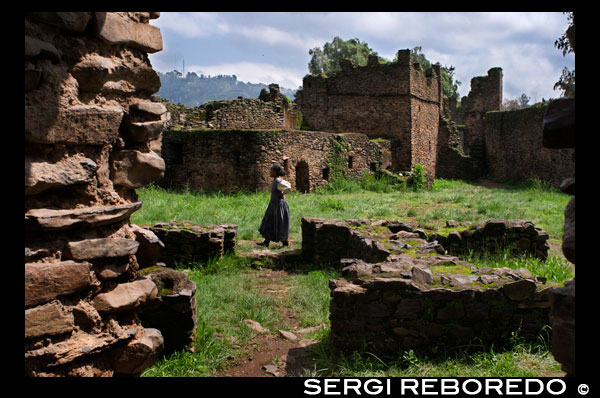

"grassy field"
[135,177,572,377]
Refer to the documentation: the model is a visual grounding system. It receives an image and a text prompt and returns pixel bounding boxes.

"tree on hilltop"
[553,12,575,98]
[308,37,384,76]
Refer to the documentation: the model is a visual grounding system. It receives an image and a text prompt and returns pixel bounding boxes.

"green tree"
[308,37,382,76]
[553,12,575,98]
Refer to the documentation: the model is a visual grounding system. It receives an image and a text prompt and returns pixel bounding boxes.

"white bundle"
[277,179,292,194]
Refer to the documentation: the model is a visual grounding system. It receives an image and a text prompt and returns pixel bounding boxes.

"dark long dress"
[258,177,290,242]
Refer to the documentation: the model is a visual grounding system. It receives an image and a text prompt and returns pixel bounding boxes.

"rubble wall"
[159,129,382,193]
[484,105,574,187]
[25,12,173,376]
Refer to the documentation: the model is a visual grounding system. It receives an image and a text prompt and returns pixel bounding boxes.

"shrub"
[407,164,426,191]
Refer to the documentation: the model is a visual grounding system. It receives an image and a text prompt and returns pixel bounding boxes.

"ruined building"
[25,12,193,376]
[297,51,573,186]
[159,83,383,193]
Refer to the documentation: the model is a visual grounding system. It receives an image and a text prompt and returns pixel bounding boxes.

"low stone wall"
[429,219,550,261]
[301,217,392,266]
[301,217,550,266]
[137,266,197,354]
[147,221,237,267]
[329,259,554,354]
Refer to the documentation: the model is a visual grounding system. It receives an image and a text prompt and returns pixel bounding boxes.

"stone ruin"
[300,217,556,354]
[146,221,238,267]
[24,12,197,376]
[160,129,382,193]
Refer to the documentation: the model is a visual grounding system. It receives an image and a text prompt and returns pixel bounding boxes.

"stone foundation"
[329,259,553,353]
[147,221,237,267]
[301,217,550,266]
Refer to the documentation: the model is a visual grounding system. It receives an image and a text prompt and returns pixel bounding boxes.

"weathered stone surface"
[92,278,157,313]
[130,101,167,117]
[149,221,237,267]
[71,55,161,93]
[501,279,537,301]
[25,301,74,339]
[542,98,575,149]
[25,67,42,92]
[411,266,433,285]
[25,156,98,195]
[137,267,197,353]
[243,319,269,334]
[25,261,92,307]
[550,279,575,376]
[562,196,575,264]
[25,35,60,62]
[65,238,139,260]
[27,12,92,32]
[25,328,136,368]
[93,12,163,53]
[559,177,575,195]
[123,112,170,142]
[279,330,298,341]
[131,224,164,268]
[94,262,130,280]
[92,279,157,313]
[110,328,164,375]
[111,150,165,188]
[25,104,124,145]
[25,202,142,231]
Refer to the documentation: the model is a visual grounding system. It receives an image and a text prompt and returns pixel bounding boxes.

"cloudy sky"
[148,12,574,103]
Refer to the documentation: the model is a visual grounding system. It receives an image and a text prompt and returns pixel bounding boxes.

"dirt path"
[216,268,322,377]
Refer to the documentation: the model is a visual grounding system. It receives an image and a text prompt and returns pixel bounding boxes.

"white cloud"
[152,12,229,38]
[185,62,305,89]
[238,25,324,51]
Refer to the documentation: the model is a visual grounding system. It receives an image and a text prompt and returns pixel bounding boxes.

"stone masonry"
[301,217,556,354]
[24,12,196,377]
[147,221,238,267]
[159,129,382,193]
[297,50,443,176]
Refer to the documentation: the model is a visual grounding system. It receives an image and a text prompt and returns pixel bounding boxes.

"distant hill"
[156,71,298,107]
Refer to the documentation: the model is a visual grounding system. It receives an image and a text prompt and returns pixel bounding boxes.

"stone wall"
[459,68,503,154]
[159,129,382,193]
[147,221,237,267]
[484,104,574,187]
[329,262,553,354]
[297,50,442,176]
[165,84,301,132]
[301,217,550,266]
[24,12,182,376]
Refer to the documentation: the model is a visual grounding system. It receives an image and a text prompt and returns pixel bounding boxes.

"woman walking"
[258,163,291,248]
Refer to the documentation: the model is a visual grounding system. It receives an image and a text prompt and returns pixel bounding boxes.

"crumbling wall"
[165,83,301,131]
[483,104,574,187]
[159,129,381,193]
[25,12,176,377]
[460,67,503,154]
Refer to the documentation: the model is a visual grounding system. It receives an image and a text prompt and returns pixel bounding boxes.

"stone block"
[111,150,165,188]
[65,238,139,260]
[25,156,97,195]
[91,277,157,313]
[25,202,142,231]
[25,35,60,62]
[25,261,92,307]
[27,12,92,32]
[25,104,124,145]
[501,279,537,301]
[562,196,575,264]
[110,328,164,375]
[93,12,163,53]
[542,98,575,149]
[131,224,165,268]
[25,301,74,339]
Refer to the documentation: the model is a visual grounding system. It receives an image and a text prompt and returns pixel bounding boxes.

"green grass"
[297,329,559,377]
[133,178,569,241]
